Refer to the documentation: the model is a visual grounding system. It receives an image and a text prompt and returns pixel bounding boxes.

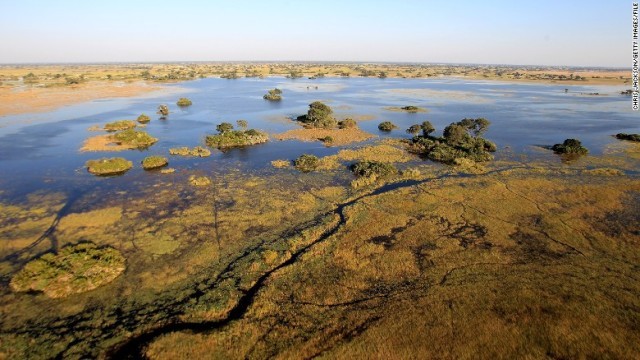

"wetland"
[0,69,638,359]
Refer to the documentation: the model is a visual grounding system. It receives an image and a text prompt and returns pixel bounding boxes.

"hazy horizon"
[0,0,631,67]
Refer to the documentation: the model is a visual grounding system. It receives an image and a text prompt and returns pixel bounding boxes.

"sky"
[0,0,631,67]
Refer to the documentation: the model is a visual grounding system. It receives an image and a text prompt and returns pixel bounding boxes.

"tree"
[460,118,490,137]
[298,101,336,129]
[216,122,234,134]
[378,121,397,131]
[236,119,248,130]
[443,123,469,147]
[407,124,422,135]
[421,121,435,136]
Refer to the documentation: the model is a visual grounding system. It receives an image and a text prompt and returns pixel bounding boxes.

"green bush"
[141,156,168,170]
[321,136,334,144]
[85,157,133,176]
[216,122,234,134]
[137,114,151,124]
[338,118,357,129]
[350,160,397,178]
[551,139,588,155]
[236,119,248,130]
[104,120,136,132]
[615,133,640,142]
[263,89,282,101]
[112,129,158,149]
[378,121,397,131]
[177,98,193,106]
[157,104,169,116]
[401,106,420,112]
[294,154,319,172]
[297,101,337,129]
[407,124,422,135]
[206,129,268,149]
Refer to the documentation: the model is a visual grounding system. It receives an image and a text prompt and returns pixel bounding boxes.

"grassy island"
[85,157,133,175]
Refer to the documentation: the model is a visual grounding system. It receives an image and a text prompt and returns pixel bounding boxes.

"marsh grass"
[104,120,136,132]
[112,129,158,149]
[142,156,168,170]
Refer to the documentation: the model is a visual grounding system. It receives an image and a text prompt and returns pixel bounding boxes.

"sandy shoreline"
[0,81,164,117]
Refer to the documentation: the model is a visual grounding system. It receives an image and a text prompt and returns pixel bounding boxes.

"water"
[0,76,635,200]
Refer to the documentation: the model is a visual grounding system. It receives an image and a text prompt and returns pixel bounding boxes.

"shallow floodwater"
[0,76,635,200]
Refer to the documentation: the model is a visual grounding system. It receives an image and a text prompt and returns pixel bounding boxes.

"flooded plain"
[0,76,638,359]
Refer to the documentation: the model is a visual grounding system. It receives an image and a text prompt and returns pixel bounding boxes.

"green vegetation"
[263,88,282,101]
[141,156,168,170]
[236,119,248,130]
[296,101,337,129]
[401,105,420,112]
[206,123,268,149]
[271,159,291,168]
[378,121,398,131]
[338,118,357,129]
[136,114,151,124]
[157,104,169,117]
[350,160,397,178]
[551,139,589,155]
[320,136,334,144]
[294,154,319,172]
[615,133,640,142]
[10,243,125,298]
[104,120,136,132]
[169,146,211,157]
[176,98,193,107]
[216,122,234,134]
[407,124,422,135]
[409,118,496,164]
[112,129,158,149]
[85,157,133,176]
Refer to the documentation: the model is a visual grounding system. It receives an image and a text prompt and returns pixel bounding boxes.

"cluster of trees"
[551,139,588,155]
[615,133,640,142]
[408,118,496,164]
[206,121,268,149]
[263,88,282,101]
[297,101,337,129]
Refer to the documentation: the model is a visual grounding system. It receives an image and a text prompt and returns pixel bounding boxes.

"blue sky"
[0,0,630,66]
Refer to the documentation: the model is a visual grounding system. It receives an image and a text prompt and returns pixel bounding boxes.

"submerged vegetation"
[551,138,589,155]
[206,122,268,149]
[10,243,125,298]
[294,154,320,172]
[188,175,211,186]
[141,156,168,170]
[263,88,282,101]
[85,157,133,175]
[408,118,496,164]
[112,129,158,149]
[169,146,211,157]
[104,120,136,132]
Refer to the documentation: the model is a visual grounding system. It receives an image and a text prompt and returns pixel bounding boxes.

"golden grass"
[275,127,376,146]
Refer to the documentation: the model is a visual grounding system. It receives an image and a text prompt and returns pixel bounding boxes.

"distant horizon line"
[0,60,629,70]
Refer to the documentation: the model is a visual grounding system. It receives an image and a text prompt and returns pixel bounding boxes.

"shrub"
[551,139,588,155]
[104,120,136,132]
[85,157,133,176]
[294,154,319,172]
[421,121,435,136]
[263,89,282,101]
[177,98,192,107]
[338,118,357,129]
[137,114,151,124]
[216,122,234,134]
[157,105,169,116]
[321,136,334,144]
[378,121,397,131]
[271,159,291,168]
[141,156,168,170]
[112,129,158,149]
[407,124,422,135]
[350,160,397,178]
[236,119,248,130]
[297,101,337,129]
[206,129,268,149]
[615,133,640,142]
[169,146,211,157]
[401,105,420,112]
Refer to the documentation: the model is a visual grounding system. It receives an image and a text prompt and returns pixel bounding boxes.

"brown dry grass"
[275,127,376,146]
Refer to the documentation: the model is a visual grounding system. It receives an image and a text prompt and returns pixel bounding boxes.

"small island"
[263,88,282,101]
[141,156,168,170]
[104,120,136,132]
[205,122,268,149]
[551,138,589,155]
[177,97,192,107]
[85,157,133,176]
